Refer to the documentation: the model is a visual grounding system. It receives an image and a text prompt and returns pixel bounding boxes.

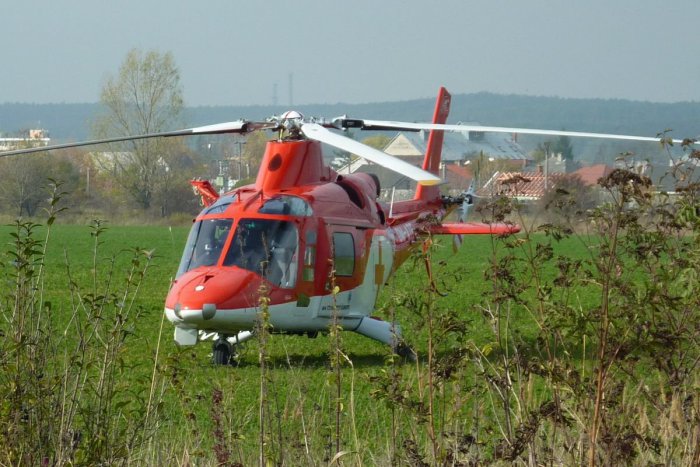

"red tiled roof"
[478,171,567,200]
[572,164,613,186]
[443,164,473,191]
[446,164,473,179]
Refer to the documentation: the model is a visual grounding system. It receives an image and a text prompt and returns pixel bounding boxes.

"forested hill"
[1,93,699,143]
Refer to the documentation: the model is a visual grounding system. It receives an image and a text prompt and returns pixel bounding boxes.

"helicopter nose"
[164,267,262,324]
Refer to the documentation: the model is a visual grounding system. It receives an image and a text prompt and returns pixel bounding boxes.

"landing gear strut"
[212,337,238,366]
[207,331,253,366]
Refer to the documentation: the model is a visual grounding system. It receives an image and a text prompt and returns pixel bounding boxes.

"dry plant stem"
[588,199,622,467]
[257,283,271,467]
[329,271,342,456]
[30,184,61,339]
[281,344,313,462]
[344,354,360,461]
[486,234,515,446]
[146,311,167,427]
[520,223,564,417]
[385,297,400,466]
[422,239,439,462]
[497,301,513,441]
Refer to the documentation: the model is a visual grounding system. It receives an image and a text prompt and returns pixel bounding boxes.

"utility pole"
[234,140,246,183]
[543,141,551,192]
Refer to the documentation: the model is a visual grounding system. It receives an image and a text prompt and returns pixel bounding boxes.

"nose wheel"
[212,337,239,366]
[394,341,417,362]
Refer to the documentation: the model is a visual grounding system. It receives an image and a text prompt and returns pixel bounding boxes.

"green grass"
[5,170,699,463]
[0,222,600,464]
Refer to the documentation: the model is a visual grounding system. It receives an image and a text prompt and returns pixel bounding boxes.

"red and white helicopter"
[168,88,516,364]
[3,87,691,364]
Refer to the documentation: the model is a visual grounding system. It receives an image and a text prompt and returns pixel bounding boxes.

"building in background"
[337,127,530,198]
[0,129,50,151]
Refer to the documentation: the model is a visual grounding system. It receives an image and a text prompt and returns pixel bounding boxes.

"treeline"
[0,149,204,222]
[1,92,699,222]
[2,93,699,143]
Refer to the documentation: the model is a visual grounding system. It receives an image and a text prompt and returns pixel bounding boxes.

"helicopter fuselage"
[164,138,447,348]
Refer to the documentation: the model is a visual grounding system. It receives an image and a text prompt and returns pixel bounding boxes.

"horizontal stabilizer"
[429,222,520,236]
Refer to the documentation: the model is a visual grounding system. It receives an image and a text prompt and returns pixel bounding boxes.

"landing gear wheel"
[394,341,417,362]
[212,338,239,366]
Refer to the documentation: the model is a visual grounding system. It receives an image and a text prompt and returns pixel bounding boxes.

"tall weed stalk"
[367,145,699,465]
[0,181,166,465]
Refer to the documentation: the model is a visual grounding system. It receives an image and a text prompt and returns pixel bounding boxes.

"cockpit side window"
[223,219,299,288]
[259,195,313,216]
[177,219,233,277]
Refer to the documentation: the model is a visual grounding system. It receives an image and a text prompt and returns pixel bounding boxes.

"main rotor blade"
[301,123,442,186]
[343,119,695,145]
[0,120,277,158]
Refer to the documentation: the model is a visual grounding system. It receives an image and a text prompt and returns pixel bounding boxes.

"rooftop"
[478,171,568,201]
[384,128,530,162]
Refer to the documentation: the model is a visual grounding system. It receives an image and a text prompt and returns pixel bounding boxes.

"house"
[383,129,529,164]
[340,127,530,194]
[479,163,617,202]
[478,170,568,202]
[571,164,614,187]
[443,164,474,192]
[533,153,577,174]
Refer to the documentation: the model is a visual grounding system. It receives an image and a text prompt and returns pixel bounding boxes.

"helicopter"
[2,87,693,365]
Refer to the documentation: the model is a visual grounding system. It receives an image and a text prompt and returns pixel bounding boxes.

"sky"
[3,1,700,106]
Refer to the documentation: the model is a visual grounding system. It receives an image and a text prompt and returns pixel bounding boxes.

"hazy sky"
[3,1,699,106]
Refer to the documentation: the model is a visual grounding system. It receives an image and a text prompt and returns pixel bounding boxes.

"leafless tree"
[93,49,184,211]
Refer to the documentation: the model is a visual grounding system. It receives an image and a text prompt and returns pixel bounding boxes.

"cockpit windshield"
[177,219,233,277]
[223,219,298,288]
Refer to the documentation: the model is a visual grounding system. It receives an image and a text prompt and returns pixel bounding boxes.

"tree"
[467,151,512,189]
[240,131,269,177]
[361,134,390,150]
[152,141,204,216]
[93,49,184,211]
[0,155,52,217]
[538,174,597,223]
[530,136,575,166]
[0,134,85,217]
[552,134,574,161]
[325,133,391,173]
[530,144,548,163]
[329,130,357,171]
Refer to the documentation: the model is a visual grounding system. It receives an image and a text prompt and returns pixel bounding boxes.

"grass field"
[0,222,504,462]
[1,213,697,465]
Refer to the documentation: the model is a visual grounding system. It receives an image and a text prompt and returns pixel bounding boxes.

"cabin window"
[223,219,299,288]
[303,230,317,282]
[177,219,233,277]
[259,195,313,216]
[332,232,355,276]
